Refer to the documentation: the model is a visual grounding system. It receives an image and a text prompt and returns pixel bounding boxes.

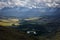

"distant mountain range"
[0,7,59,18]
[0,0,60,18]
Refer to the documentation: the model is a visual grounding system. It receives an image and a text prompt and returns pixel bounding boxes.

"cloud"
[0,0,60,9]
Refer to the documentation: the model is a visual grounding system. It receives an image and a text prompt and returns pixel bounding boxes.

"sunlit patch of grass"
[24,17,39,21]
[56,32,60,40]
[0,18,20,27]
[0,22,13,27]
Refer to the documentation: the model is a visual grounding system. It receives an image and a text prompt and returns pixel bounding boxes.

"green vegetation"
[0,17,60,40]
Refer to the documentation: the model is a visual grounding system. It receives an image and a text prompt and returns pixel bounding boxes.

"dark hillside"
[0,27,34,40]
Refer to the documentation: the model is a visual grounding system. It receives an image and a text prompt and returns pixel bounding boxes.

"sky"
[0,0,60,9]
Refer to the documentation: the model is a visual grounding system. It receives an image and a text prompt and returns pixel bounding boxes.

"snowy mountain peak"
[0,0,60,9]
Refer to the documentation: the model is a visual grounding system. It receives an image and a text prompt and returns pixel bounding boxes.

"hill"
[0,27,35,40]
